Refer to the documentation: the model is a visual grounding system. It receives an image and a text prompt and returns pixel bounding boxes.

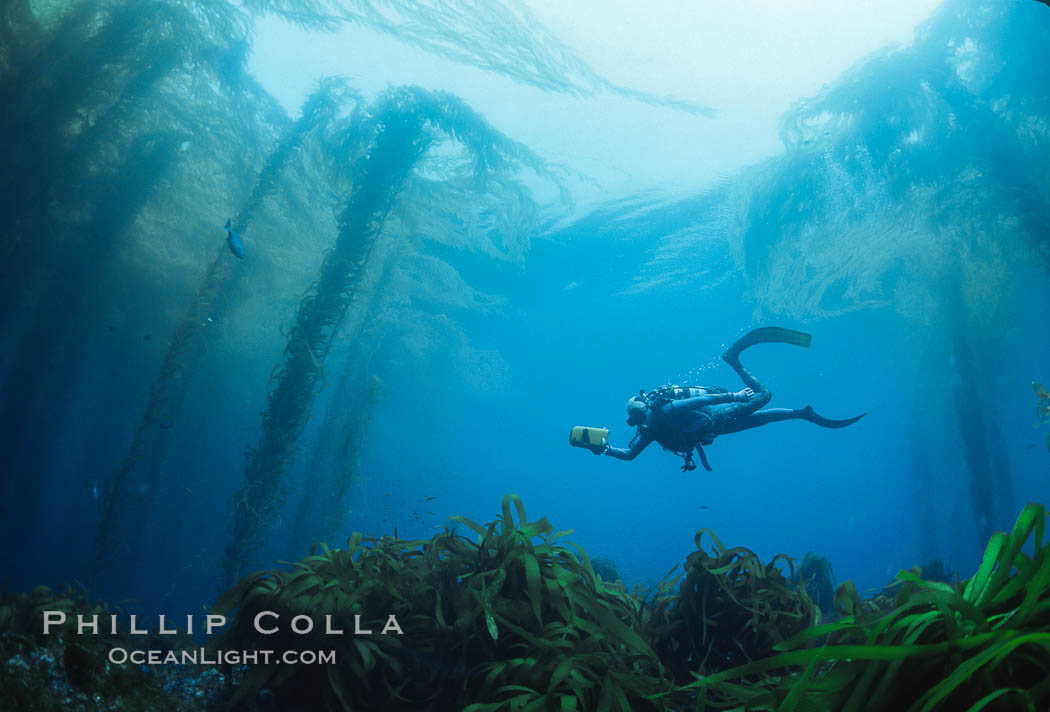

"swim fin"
[799,405,866,428]
[723,326,812,362]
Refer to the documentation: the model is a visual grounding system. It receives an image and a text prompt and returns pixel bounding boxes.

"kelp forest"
[2,0,1050,710]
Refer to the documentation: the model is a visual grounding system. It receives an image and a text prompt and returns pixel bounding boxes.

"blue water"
[1,0,1049,625]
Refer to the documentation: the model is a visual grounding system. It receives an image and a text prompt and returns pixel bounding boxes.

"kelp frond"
[676,503,1050,711]
[215,494,676,711]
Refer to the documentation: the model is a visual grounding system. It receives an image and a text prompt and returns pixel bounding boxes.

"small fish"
[159,420,174,430]
[184,488,194,495]
[425,496,436,501]
[143,333,152,340]
[91,481,99,500]
[224,218,245,259]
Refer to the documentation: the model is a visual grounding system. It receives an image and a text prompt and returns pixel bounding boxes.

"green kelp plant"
[0,0,222,456]
[647,530,817,683]
[94,79,353,579]
[723,0,1050,547]
[214,495,676,711]
[244,0,716,117]
[0,0,286,556]
[678,503,1050,711]
[222,88,549,586]
[286,249,398,559]
[799,551,836,615]
[289,370,386,558]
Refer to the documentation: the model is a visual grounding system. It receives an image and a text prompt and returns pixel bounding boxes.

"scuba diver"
[593,327,865,471]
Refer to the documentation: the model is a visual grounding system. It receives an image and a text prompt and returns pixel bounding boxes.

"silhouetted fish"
[159,420,174,430]
[224,218,245,259]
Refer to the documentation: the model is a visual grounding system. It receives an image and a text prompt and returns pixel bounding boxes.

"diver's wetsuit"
[605,354,843,463]
[604,390,740,461]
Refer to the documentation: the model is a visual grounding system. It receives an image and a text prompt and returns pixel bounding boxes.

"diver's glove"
[590,439,608,456]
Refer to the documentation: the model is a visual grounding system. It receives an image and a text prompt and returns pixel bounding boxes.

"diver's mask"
[626,396,648,426]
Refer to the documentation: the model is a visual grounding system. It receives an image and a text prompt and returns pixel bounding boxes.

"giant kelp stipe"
[288,371,385,557]
[222,87,548,585]
[2,0,1050,709]
[288,287,392,558]
[92,79,353,579]
[0,0,280,561]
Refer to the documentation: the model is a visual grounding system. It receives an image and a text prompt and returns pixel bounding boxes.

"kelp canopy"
[0,0,291,593]
[243,0,716,116]
[0,0,560,604]
[732,0,1050,551]
[559,0,1050,557]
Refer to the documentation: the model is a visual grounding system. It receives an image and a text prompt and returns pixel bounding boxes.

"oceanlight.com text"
[108,647,337,666]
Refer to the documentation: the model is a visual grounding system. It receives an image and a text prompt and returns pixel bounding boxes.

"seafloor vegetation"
[0,585,226,710]
[6,494,1050,711]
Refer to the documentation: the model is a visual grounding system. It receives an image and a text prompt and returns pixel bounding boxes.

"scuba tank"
[642,384,728,406]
